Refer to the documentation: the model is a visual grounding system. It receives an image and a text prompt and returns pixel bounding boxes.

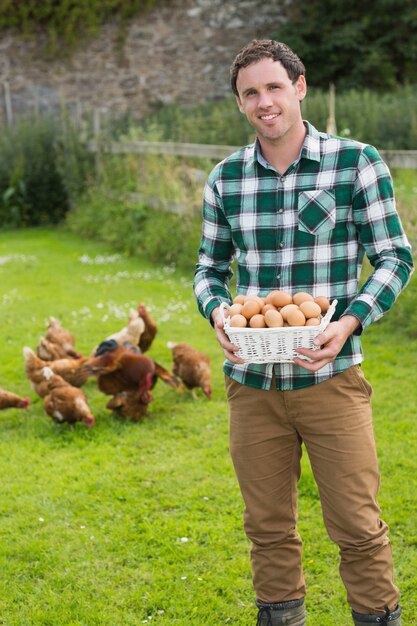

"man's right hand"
[211,307,246,364]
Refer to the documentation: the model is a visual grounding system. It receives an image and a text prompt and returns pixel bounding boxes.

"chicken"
[167,342,212,399]
[85,340,179,400]
[41,367,94,428]
[137,303,157,353]
[40,317,82,359]
[106,390,150,421]
[23,347,91,396]
[0,386,30,410]
[105,308,145,347]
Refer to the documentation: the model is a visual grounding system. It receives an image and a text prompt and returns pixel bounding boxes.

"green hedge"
[0,115,93,228]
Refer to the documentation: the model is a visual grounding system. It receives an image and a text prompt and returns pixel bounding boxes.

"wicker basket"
[220,299,338,364]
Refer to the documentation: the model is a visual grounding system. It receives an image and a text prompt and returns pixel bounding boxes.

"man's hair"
[230,39,305,97]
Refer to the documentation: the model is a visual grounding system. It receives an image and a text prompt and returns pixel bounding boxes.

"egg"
[286,308,306,326]
[245,294,265,307]
[249,314,266,328]
[299,301,322,319]
[230,314,248,327]
[314,296,330,314]
[292,291,314,306]
[306,317,321,326]
[262,303,277,315]
[269,290,293,308]
[233,295,245,305]
[227,303,243,317]
[279,303,300,321]
[264,309,284,328]
[241,299,261,319]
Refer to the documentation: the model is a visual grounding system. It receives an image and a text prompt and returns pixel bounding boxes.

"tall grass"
[0,228,415,625]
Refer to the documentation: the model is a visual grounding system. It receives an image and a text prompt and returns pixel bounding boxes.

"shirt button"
[278,208,284,214]
[280,176,286,182]
[276,274,281,280]
[279,242,284,248]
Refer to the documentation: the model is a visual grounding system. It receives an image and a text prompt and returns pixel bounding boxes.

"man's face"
[235,57,306,145]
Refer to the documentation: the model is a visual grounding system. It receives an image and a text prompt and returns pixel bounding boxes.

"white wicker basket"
[220,299,338,364]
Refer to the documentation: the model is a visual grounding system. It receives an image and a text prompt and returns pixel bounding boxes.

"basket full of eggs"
[219,290,338,364]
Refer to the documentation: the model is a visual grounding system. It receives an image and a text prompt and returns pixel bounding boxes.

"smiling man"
[193,40,413,626]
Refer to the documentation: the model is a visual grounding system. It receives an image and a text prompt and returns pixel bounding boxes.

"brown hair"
[230,39,305,96]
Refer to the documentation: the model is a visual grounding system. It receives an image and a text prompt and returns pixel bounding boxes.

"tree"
[274,0,417,90]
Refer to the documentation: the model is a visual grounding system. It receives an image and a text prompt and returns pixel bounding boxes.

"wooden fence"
[88,140,417,169]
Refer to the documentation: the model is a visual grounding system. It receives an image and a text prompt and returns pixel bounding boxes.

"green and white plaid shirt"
[193,122,414,390]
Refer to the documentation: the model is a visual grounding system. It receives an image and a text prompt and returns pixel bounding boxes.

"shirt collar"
[253,121,321,168]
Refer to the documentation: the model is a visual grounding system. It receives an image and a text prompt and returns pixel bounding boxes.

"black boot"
[256,598,305,626]
[352,605,402,625]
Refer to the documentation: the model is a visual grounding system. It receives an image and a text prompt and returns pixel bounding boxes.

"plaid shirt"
[193,122,414,390]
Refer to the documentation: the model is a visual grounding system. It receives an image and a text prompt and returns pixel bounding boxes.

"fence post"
[3,81,13,126]
[326,82,337,135]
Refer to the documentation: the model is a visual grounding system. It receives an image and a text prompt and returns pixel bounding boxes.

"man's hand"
[293,315,360,371]
[211,307,246,364]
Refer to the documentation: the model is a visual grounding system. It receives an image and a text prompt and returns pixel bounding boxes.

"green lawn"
[0,228,415,626]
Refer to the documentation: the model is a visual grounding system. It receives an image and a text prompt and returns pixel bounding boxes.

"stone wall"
[0,0,288,124]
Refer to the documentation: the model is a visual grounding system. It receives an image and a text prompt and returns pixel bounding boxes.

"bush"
[0,115,93,228]
[66,152,206,271]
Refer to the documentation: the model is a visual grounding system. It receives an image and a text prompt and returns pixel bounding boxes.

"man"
[193,40,414,626]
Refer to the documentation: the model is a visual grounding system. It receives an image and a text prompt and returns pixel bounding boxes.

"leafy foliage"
[274,0,417,89]
[0,115,93,228]
[0,0,160,56]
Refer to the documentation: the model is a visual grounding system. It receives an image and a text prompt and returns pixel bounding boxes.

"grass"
[0,227,416,626]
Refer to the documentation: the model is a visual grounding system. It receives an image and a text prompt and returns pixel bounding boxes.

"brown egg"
[244,294,265,307]
[269,290,293,308]
[230,314,248,327]
[228,303,243,317]
[306,317,321,326]
[314,296,330,314]
[249,314,266,328]
[233,295,245,305]
[241,299,261,319]
[262,303,277,315]
[292,291,314,306]
[287,308,306,326]
[279,303,300,321]
[299,301,322,319]
[264,309,284,328]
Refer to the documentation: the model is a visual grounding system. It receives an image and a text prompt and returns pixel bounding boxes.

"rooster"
[23,347,91,395]
[85,340,179,400]
[0,386,30,410]
[41,367,94,428]
[167,342,212,399]
[137,303,157,353]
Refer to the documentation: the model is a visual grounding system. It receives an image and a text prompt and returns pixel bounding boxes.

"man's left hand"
[293,315,360,371]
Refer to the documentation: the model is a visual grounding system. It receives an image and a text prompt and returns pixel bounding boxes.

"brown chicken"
[36,317,82,361]
[105,309,145,347]
[45,317,82,358]
[41,367,94,428]
[106,390,150,421]
[167,342,212,399]
[0,386,30,410]
[137,303,158,353]
[85,340,179,402]
[23,347,91,396]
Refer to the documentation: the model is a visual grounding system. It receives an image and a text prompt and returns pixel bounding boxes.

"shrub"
[0,115,93,228]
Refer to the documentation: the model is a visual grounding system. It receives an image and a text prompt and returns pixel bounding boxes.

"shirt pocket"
[298,189,336,235]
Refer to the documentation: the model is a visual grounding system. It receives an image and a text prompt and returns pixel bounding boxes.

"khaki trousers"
[225,365,400,615]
